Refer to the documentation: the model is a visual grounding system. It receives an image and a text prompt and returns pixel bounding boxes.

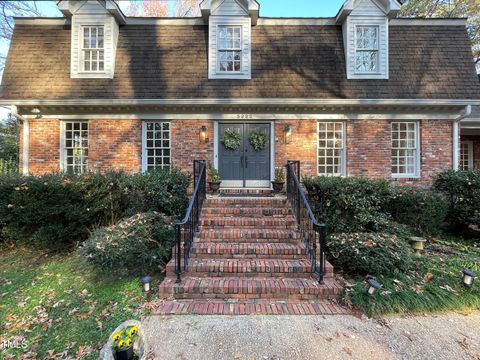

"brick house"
[1,0,479,187]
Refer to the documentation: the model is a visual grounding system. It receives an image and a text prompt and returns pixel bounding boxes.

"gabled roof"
[57,0,126,24]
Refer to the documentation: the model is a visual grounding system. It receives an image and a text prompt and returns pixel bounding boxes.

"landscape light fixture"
[367,279,381,296]
[462,269,476,287]
[140,275,153,293]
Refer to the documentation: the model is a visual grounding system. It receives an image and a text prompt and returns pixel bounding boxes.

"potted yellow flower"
[112,325,139,360]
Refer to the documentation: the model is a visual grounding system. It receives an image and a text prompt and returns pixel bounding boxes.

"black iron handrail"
[175,160,206,283]
[286,160,327,284]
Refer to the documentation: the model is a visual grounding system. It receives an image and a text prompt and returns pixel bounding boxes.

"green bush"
[303,176,392,233]
[434,170,480,234]
[389,186,448,236]
[328,232,414,276]
[79,212,174,275]
[0,170,189,247]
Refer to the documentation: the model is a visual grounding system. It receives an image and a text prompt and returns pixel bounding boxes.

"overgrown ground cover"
[0,247,152,359]
[343,236,480,316]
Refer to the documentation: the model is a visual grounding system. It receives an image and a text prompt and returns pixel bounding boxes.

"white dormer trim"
[201,0,259,25]
[58,0,122,79]
[338,0,398,80]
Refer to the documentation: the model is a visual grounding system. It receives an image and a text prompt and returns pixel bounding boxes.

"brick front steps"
[151,299,349,315]
[159,194,343,315]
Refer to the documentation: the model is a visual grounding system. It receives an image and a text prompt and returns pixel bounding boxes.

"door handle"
[245,156,248,168]
[240,155,244,168]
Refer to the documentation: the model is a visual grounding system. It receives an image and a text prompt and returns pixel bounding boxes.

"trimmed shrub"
[434,170,480,234]
[79,212,174,275]
[328,232,414,276]
[0,169,189,247]
[389,186,448,236]
[303,176,392,233]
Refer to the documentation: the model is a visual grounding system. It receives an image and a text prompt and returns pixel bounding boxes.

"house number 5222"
[236,114,253,119]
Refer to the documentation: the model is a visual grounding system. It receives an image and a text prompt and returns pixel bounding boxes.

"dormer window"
[218,26,242,73]
[82,26,104,72]
[355,26,379,73]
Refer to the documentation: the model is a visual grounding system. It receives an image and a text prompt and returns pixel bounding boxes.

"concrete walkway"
[142,312,480,360]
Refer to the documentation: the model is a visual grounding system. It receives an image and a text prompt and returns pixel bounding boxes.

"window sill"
[392,176,420,181]
[71,71,113,79]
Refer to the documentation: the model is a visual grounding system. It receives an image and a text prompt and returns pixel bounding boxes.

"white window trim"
[317,121,347,177]
[60,120,89,174]
[391,121,421,179]
[81,25,105,73]
[354,25,380,75]
[141,121,172,172]
[460,141,474,170]
[208,16,251,80]
[216,25,243,74]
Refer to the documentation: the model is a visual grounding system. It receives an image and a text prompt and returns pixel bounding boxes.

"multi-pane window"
[391,122,419,177]
[318,122,344,176]
[82,26,104,72]
[144,122,171,171]
[63,121,88,175]
[460,141,473,170]
[355,26,379,73]
[218,26,242,72]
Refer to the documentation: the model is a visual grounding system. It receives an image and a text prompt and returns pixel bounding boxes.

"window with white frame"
[62,121,88,175]
[82,26,104,72]
[355,26,379,73]
[460,141,473,170]
[143,122,171,171]
[318,122,345,176]
[391,122,420,177]
[217,25,242,73]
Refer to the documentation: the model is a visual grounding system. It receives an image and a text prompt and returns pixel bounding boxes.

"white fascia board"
[3,99,479,107]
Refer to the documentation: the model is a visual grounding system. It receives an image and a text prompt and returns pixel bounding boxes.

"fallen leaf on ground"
[343,346,353,356]
[402,330,414,342]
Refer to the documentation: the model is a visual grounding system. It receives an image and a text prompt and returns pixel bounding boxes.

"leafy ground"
[344,236,480,316]
[0,247,150,359]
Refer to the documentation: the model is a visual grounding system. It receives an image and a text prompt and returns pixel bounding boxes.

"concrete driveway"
[142,311,480,360]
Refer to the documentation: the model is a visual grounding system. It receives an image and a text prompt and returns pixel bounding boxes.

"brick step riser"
[191,254,307,260]
[198,231,299,241]
[204,199,289,207]
[200,218,296,226]
[201,208,293,217]
[165,270,330,279]
[196,237,300,244]
[164,293,338,301]
[191,244,307,258]
[218,189,273,195]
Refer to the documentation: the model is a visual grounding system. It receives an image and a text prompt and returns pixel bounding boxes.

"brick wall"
[28,118,61,175]
[171,119,214,175]
[22,118,454,187]
[275,120,317,176]
[88,119,142,173]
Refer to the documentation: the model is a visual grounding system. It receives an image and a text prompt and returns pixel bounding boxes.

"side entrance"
[218,123,271,188]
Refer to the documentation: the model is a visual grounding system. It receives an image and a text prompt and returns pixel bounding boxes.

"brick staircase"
[156,191,346,315]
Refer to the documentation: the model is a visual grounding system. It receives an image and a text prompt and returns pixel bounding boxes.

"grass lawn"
[0,247,151,359]
[345,236,480,316]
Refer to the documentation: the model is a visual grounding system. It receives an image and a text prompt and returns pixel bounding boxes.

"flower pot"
[409,236,426,255]
[209,181,222,193]
[272,181,285,193]
[115,346,134,360]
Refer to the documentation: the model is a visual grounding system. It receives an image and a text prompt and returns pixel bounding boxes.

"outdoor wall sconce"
[367,279,381,296]
[284,125,292,144]
[199,126,209,143]
[31,107,42,119]
[462,269,476,287]
[141,275,153,293]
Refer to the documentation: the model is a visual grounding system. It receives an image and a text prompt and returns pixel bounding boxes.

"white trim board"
[14,17,468,27]
[22,113,469,121]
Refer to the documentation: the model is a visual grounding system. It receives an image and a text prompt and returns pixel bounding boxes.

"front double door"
[218,123,271,188]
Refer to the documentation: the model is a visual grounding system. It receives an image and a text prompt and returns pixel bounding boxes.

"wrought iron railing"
[286,160,327,284]
[175,160,206,283]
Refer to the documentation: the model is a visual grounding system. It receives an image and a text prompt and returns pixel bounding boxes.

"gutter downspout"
[453,105,472,171]
[11,105,29,175]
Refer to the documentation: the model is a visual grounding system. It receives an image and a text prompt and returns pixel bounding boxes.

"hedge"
[0,169,189,247]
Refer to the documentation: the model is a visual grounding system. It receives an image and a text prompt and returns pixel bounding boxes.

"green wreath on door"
[249,131,268,152]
